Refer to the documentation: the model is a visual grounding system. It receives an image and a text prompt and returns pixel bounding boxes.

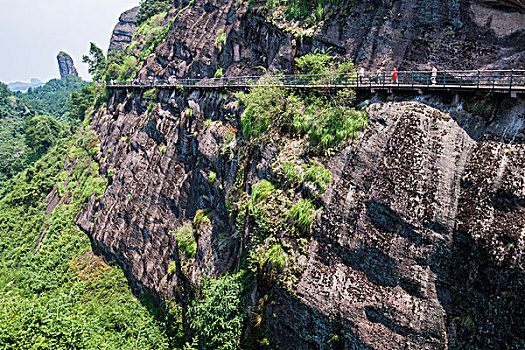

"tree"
[24,115,62,154]
[67,84,97,121]
[82,43,106,81]
[136,0,172,25]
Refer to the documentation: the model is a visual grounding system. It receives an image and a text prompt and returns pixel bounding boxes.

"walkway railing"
[106,70,525,91]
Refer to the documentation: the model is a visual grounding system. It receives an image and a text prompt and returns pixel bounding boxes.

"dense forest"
[0,76,173,348]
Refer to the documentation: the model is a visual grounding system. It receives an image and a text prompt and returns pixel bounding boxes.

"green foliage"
[193,209,210,231]
[160,145,167,155]
[238,75,284,138]
[244,180,297,244]
[295,50,335,75]
[259,0,345,20]
[303,160,332,193]
[287,199,315,232]
[281,161,302,186]
[238,53,366,153]
[0,125,168,349]
[262,243,288,270]
[82,43,106,81]
[167,261,177,276]
[174,223,197,258]
[208,171,217,184]
[143,88,158,101]
[251,179,275,204]
[68,84,97,121]
[106,51,138,82]
[215,68,224,78]
[136,0,172,26]
[24,115,62,155]
[0,83,34,181]
[21,76,87,121]
[215,29,227,52]
[188,273,245,350]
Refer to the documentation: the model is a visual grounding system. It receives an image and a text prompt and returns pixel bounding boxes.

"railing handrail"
[105,69,525,91]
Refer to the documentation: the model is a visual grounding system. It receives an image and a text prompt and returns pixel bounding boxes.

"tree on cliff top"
[82,43,106,82]
[136,0,172,26]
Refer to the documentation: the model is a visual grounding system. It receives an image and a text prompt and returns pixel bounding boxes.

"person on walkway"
[359,67,365,84]
[431,66,438,85]
[392,67,398,84]
[376,68,382,84]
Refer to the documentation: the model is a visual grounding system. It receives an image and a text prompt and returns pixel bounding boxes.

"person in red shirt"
[392,67,398,84]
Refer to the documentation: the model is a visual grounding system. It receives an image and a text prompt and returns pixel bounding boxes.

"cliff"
[57,51,78,79]
[77,0,525,348]
[108,6,140,52]
[135,0,524,81]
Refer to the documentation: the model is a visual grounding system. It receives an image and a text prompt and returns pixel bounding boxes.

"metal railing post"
[411,71,414,87]
[443,70,447,86]
[509,70,513,90]
[477,70,480,88]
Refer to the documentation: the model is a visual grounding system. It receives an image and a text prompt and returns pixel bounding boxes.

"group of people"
[357,66,439,85]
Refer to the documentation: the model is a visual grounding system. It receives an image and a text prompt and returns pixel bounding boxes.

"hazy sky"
[0,0,140,83]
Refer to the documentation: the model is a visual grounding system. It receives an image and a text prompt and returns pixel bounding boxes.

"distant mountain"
[7,78,44,92]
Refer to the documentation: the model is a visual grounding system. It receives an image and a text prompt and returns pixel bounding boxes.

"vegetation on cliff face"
[211,52,366,347]
[238,51,367,153]
[136,0,173,26]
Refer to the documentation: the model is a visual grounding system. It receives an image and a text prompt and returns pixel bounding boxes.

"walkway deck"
[106,70,525,94]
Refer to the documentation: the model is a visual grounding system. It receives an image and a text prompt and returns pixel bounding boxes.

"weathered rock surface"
[79,87,525,348]
[57,51,78,79]
[274,99,525,349]
[77,0,525,348]
[477,0,525,11]
[138,0,524,81]
[108,6,140,52]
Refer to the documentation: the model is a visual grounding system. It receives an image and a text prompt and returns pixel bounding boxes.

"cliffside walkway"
[107,70,525,95]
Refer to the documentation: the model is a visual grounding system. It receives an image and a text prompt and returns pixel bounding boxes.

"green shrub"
[143,88,158,101]
[188,273,245,350]
[215,68,224,78]
[167,261,177,276]
[215,29,227,52]
[251,180,275,204]
[303,160,332,193]
[238,54,366,152]
[237,75,285,138]
[173,223,197,258]
[281,161,302,186]
[208,171,217,185]
[288,199,316,232]
[160,145,167,155]
[263,243,287,270]
[193,210,210,231]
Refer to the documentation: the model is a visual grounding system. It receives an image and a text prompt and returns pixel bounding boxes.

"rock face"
[57,51,78,79]
[77,0,525,348]
[477,0,525,11]
[138,0,524,81]
[108,6,140,52]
